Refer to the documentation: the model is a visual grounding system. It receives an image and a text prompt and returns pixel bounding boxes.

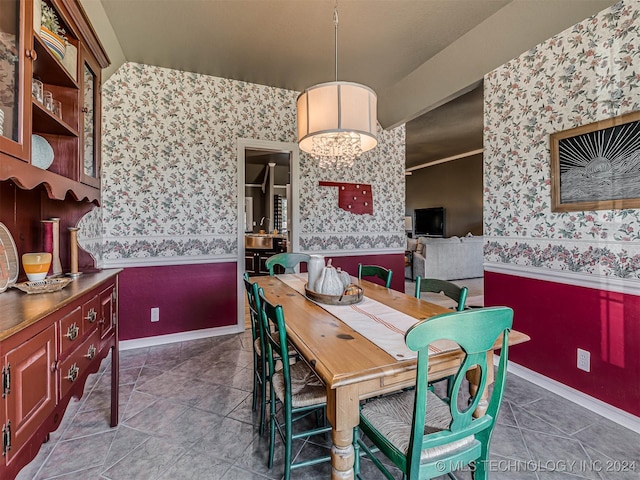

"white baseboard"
[503,359,640,434]
[119,324,243,351]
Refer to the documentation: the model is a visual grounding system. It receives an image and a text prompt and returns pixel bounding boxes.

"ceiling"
[405,83,483,170]
[98,0,511,96]
[245,150,290,185]
[93,0,616,170]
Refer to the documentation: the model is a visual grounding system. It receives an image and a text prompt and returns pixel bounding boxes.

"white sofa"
[411,235,484,281]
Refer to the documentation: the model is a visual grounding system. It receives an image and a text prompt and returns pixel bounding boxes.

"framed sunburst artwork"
[550,110,640,212]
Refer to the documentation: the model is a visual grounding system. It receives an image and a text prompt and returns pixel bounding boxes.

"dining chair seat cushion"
[254,336,298,360]
[360,389,476,462]
[272,361,326,408]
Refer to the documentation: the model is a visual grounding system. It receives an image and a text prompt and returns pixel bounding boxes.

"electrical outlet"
[151,307,160,322]
[577,348,590,372]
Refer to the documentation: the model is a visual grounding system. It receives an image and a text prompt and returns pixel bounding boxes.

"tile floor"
[16,331,639,480]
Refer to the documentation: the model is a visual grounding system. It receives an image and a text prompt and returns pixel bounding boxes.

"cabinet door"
[79,46,100,188]
[99,284,115,343]
[0,0,33,161]
[3,324,56,463]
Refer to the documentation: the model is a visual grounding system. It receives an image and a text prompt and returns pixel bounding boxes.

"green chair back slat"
[265,252,311,275]
[358,263,393,288]
[415,276,468,311]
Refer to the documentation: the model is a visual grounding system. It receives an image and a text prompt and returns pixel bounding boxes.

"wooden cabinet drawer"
[82,295,100,334]
[58,307,82,354]
[58,328,100,399]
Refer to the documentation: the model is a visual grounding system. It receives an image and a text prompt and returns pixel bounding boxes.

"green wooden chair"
[243,273,268,435]
[415,277,469,401]
[258,290,332,479]
[415,277,468,311]
[358,263,393,288]
[265,252,310,275]
[355,307,513,480]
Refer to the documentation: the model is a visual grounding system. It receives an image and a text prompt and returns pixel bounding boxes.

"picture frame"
[550,110,640,212]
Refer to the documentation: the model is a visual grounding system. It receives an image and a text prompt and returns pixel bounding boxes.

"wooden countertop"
[0,269,122,341]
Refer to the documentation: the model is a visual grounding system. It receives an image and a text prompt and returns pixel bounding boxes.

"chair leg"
[353,427,361,477]
[259,379,267,436]
[445,374,454,402]
[472,433,490,480]
[268,390,276,469]
[252,358,258,412]
[284,404,293,480]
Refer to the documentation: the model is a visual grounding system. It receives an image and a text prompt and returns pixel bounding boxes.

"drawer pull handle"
[85,308,97,323]
[66,364,79,382]
[66,323,79,341]
[85,345,96,360]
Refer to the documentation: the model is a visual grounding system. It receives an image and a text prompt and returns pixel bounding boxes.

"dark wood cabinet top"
[0,269,121,341]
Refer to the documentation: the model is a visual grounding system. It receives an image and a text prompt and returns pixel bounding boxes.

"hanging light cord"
[334,3,339,82]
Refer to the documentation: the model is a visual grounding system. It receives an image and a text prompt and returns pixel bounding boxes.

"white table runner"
[277,274,458,360]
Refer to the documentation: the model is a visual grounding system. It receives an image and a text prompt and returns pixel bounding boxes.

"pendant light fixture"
[296,3,378,169]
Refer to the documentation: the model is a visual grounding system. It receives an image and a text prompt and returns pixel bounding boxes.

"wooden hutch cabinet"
[0,0,108,198]
[0,271,120,479]
[0,0,115,479]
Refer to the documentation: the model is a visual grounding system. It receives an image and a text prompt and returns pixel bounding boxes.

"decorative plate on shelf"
[0,222,18,287]
[13,277,73,294]
[32,134,54,170]
[0,239,9,293]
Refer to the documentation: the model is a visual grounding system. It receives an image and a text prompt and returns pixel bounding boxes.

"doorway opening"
[236,139,300,329]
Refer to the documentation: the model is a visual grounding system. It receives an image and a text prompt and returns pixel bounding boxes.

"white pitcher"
[307,254,325,292]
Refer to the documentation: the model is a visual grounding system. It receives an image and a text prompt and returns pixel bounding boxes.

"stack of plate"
[40,27,66,62]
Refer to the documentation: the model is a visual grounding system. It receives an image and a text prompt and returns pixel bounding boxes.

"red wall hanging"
[319,181,373,215]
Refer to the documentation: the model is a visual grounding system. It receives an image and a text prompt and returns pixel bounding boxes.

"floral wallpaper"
[76,206,102,265]
[300,123,406,251]
[484,0,640,278]
[81,62,405,262]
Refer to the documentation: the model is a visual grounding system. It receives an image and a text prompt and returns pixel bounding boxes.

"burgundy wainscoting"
[485,271,640,417]
[118,262,237,341]
[329,253,406,292]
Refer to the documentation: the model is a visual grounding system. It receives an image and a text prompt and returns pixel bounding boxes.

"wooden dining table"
[254,274,530,480]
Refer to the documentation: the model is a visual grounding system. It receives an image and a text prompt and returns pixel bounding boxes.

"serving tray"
[13,277,72,294]
[304,283,364,306]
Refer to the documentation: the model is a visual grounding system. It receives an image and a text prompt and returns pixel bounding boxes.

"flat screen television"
[414,207,445,237]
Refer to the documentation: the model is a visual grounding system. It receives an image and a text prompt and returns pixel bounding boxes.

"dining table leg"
[326,384,360,480]
[467,350,494,418]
